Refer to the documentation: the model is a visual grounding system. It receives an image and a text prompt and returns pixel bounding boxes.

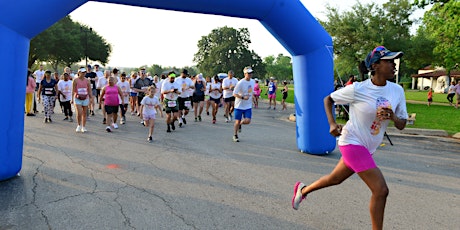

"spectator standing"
[25,71,36,116]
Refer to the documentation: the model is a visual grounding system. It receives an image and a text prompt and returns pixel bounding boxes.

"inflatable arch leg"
[0,25,29,180]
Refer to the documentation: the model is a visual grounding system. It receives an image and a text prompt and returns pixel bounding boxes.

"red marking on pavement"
[106,164,120,169]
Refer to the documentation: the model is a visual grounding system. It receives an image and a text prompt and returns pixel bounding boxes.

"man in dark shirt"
[134,67,153,118]
[85,65,98,116]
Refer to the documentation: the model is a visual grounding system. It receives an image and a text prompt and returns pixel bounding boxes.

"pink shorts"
[268,94,276,99]
[339,144,377,173]
[143,113,156,120]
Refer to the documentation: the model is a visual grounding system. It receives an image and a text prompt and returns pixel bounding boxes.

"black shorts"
[210,97,221,104]
[164,99,179,113]
[105,105,119,114]
[192,94,205,103]
[178,97,191,110]
[224,96,235,103]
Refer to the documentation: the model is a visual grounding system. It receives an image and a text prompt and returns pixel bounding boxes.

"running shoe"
[102,118,106,124]
[113,123,119,129]
[179,121,183,128]
[171,122,175,130]
[198,116,202,122]
[81,127,87,133]
[44,118,48,123]
[195,117,198,122]
[167,125,171,133]
[183,117,187,124]
[225,117,229,123]
[63,117,69,121]
[91,110,95,116]
[148,136,152,142]
[238,125,242,133]
[106,126,112,132]
[76,125,82,132]
[26,113,35,116]
[232,135,239,142]
[48,118,52,123]
[292,181,306,210]
[212,119,216,124]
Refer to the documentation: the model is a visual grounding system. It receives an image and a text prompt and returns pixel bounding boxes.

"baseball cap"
[87,64,92,69]
[243,66,253,74]
[365,46,403,70]
[254,78,259,81]
[169,73,176,78]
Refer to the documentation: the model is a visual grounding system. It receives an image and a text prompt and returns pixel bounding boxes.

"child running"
[140,86,160,142]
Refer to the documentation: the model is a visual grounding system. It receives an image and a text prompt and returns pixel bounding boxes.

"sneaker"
[131,112,135,116]
[140,121,145,126]
[212,119,216,124]
[198,116,202,122]
[232,135,239,142]
[292,182,306,210]
[171,122,175,130]
[167,125,171,133]
[183,117,187,124]
[225,117,229,123]
[102,118,106,124]
[148,136,152,142]
[76,125,82,132]
[63,117,69,121]
[44,118,48,123]
[113,123,119,129]
[195,117,198,122]
[106,126,112,132]
[179,121,183,128]
[91,110,95,116]
[26,113,35,116]
[69,117,73,122]
[81,127,87,133]
[273,107,276,110]
[48,118,52,123]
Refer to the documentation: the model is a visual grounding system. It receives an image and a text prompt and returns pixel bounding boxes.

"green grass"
[259,84,459,135]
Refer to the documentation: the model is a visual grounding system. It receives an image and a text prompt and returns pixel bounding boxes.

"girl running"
[140,86,160,142]
[209,75,222,124]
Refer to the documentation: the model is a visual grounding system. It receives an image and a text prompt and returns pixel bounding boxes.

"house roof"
[411,70,460,78]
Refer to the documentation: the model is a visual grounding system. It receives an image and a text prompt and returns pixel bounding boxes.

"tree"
[193,26,265,78]
[29,16,111,71]
[420,0,459,72]
[320,0,415,80]
[263,54,293,81]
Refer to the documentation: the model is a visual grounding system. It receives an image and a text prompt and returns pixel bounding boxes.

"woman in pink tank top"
[100,77,123,132]
[72,67,92,133]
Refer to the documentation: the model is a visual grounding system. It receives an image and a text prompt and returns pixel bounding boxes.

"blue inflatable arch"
[0,0,335,180]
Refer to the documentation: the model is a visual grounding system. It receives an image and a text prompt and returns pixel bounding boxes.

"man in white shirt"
[232,66,255,142]
[222,70,239,122]
[162,72,181,132]
[94,64,104,104]
[174,69,194,127]
[33,64,45,113]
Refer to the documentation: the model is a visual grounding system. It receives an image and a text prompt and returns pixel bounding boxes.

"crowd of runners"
[27,64,284,142]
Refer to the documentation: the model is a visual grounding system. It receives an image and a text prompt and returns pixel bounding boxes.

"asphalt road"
[1,102,459,229]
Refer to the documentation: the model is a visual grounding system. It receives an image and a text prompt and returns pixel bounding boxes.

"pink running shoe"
[292,181,306,210]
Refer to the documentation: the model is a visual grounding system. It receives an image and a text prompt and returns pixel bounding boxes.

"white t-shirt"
[117,81,130,104]
[154,79,163,98]
[175,77,194,98]
[34,70,45,83]
[233,78,255,110]
[141,95,160,116]
[57,80,72,102]
[331,79,408,154]
[209,82,222,99]
[205,82,211,96]
[161,80,181,100]
[97,77,108,90]
[222,77,239,99]
[95,71,104,88]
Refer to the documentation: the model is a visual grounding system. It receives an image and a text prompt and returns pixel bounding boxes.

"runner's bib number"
[44,88,54,95]
[167,100,177,108]
[184,100,191,108]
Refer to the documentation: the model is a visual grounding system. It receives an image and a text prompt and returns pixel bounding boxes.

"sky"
[69,0,420,69]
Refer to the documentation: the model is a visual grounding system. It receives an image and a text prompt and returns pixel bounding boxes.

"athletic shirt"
[117,81,130,104]
[268,81,276,95]
[75,78,89,97]
[161,80,181,100]
[194,81,205,96]
[209,82,222,99]
[331,79,408,154]
[234,78,255,110]
[41,78,57,96]
[129,77,138,93]
[222,77,238,98]
[104,85,119,106]
[141,95,160,115]
[253,82,261,96]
